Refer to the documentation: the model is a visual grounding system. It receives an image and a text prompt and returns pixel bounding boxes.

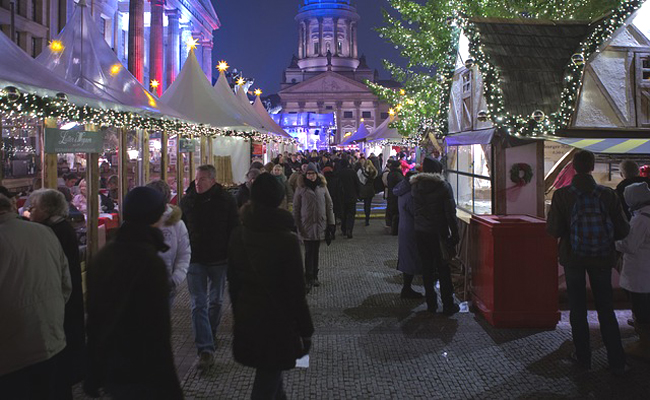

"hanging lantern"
[4,86,20,103]
[532,110,545,122]
[465,58,475,69]
[571,53,585,66]
[56,92,68,103]
[477,110,488,122]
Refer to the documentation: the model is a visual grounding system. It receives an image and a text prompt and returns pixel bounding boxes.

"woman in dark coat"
[228,174,314,399]
[392,172,424,299]
[386,160,404,235]
[358,159,378,226]
[84,187,183,399]
[28,189,85,400]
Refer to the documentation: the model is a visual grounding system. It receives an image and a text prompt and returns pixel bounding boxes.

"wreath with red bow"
[509,163,533,186]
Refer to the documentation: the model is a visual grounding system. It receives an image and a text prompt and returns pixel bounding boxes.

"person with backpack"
[616,182,650,361]
[547,150,630,376]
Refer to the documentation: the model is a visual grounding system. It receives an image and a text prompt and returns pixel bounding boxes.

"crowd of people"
[1,147,649,399]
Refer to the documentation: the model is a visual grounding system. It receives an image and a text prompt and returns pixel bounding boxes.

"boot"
[312,270,320,287]
[625,323,650,361]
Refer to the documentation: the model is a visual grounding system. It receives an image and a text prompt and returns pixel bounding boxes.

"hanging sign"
[44,128,104,153]
[179,138,198,153]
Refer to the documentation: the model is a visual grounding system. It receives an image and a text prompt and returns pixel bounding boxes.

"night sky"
[210,0,406,94]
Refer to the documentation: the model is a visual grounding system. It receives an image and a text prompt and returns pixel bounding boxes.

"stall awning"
[444,129,495,146]
[545,137,650,154]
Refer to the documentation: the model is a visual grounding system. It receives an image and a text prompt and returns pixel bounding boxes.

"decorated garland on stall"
[0,87,297,145]
[509,163,533,186]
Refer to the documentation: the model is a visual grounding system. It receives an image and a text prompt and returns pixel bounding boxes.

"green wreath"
[510,163,533,185]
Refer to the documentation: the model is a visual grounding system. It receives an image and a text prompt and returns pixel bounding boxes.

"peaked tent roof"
[235,87,292,138]
[252,96,292,139]
[366,117,404,143]
[160,49,253,131]
[213,72,267,132]
[339,122,370,145]
[469,18,591,117]
[35,1,185,118]
[0,30,114,109]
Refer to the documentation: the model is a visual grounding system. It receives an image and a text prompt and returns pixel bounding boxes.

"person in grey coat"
[393,171,424,299]
[293,163,335,291]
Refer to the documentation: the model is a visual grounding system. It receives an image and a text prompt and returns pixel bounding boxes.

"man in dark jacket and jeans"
[337,158,360,239]
[410,157,460,315]
[181,164,240,370]
[547,150,629,375]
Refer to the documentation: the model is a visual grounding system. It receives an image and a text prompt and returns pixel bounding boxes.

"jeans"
[564,265,625,368]
[415,231,454,311]
[304,240,321,281]
[340,201,356,235]
[630,292,650,324]
[187,262,228,354]
[363,197,373,221]
[252,369,286,400]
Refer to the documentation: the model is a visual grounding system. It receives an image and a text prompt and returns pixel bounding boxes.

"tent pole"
[85,124,99,265]
[142,129,150,184]
[200,136,207,165]
[176,134,183,203]
[118,128,128,221]
[43,118,58,189]
[160,130,168,184]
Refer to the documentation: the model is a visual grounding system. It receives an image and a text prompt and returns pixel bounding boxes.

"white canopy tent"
[251,95,293,139]
[235,86,292,139]
[35,0,185,119]
[213,72,268,133]
[339,122,370,146]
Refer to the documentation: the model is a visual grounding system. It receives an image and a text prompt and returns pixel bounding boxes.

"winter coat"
[228,203,314,370]
[181,183,240,265]
[84,222,182,399]
[0,213,71,376]
[359,167,377,200]
[338,166,360,203]
[44,217,85,385]
[324,169,342,217]
[274,173,293,210]
[393,179,423,275]
[616,176,650,220]
[293,174,335,241]
[386,169,404,215]
[547,173,629,269]
[616,204,650,293]
[236,183,251,208]
[369,156,381,174]
[158,205,191,289]
[410,172,460,244]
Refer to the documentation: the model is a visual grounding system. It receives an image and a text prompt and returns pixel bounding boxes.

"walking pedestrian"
[393,172,424,299]
[616,182,650,361]
[337,158,360,238]
[358,159,378,226]
[547,150,629,375]
[228,173,314,399]
[27,189,85,399]
[84,186,182,398]
[237,169,262,208]
[181,165,240,370]
[0,194,71,400]
[146,180,191,305]
[410,157,460,315]
[271,164,293,210]
[293,163,335,290]
[616,160,650,220]
[386,160,403,235]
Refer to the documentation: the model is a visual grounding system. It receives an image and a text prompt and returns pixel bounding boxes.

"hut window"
[643,57,650,81]
[462,72,471,94]
[446,144,493,215]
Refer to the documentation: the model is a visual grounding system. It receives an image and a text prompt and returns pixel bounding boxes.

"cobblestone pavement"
[75,217,650,400]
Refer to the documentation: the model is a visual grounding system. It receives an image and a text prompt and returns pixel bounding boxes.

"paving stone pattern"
[75,219,650,399]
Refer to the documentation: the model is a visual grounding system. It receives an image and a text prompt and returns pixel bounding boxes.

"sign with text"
[44,128,104,153]
[179,138,198,153]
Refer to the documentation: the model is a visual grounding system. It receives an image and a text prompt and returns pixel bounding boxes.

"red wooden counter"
[470,215,560,329]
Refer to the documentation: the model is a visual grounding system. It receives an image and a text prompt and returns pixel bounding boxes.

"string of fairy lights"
[369,0,643,139]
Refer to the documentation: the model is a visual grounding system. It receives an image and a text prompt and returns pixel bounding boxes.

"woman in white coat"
[146,180,191,304]
[616,182,650,360]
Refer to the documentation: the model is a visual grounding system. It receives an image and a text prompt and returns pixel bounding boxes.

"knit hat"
[251,173,285,208]
[624,182,650,211]
[422,157,443,174]
[306,162,318,173]
[123,186,166,225]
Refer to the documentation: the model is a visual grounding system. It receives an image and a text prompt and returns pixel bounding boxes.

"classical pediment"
[280,71,373,95]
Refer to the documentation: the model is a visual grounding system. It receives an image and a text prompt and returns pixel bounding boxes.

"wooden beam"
[585,65,628,127]
[161,130,168,184]
[493,139,507,215]
[118,128,129,222]
[544,147,578,193]
[143,130,150,184]
[176,134,183,203]
[85,125,100,265]
[43,118,58,189]
[535,141,545,218]
[200,136,207,165]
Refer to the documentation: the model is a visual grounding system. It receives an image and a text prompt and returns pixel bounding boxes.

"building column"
[298,22,304,59]
[113,11,122,58]
[347,20,353,58]
[352,22,358,59]
[333,17,339,56]
[355,100,362,129]
[335,101,343,143]
[149,0,164,96]
[201,39,213,82]
[318,17,324,56]
[127,0,145,83]
[165,9,180,89]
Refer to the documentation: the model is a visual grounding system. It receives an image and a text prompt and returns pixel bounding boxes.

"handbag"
[357,168,367,185]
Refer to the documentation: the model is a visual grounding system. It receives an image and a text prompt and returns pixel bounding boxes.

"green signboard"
[179,138,198,153]
[44,128,104,153]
